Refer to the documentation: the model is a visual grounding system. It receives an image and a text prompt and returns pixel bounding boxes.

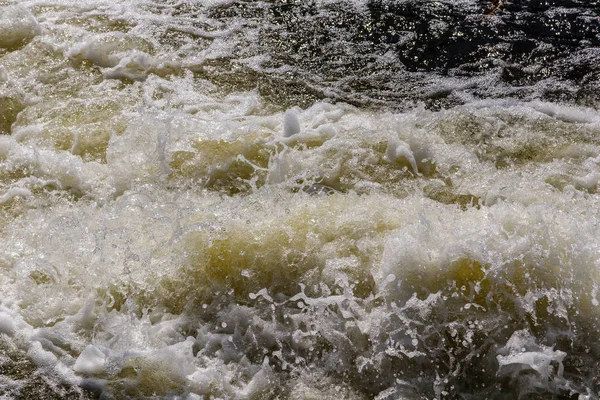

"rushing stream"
[1,0,599,399]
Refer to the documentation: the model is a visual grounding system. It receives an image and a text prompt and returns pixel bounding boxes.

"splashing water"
[0,0,599,399]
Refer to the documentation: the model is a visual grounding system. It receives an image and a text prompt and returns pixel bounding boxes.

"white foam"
[27,341,59,367]
[574,172,600,191]
[67,32,143,68]
[497,330,566,385]
[1,94,599,398]
[385,137,419,174]
[530,101,600,124]
[283,109,301,137]
[0,66,7,83]
[0,312,17,335]
[0,0,599,397]
[74,345,107,375]
[102,51,155,81]
[0,188,31,204]
[0,6,40,49]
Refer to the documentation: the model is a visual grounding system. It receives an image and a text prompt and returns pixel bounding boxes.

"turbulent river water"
[1,0,600,399]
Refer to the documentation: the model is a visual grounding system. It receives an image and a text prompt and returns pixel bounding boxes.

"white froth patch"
[378,192,600,303]
[1,135,110,200]
[385,137,419,174]
[27,341,59,367]
[283,109,301,137]
[1,3,599,394]
[74,345,107,375]
[66,32,178,81]
[0,188,31,204]
[0,66,8,83]
[497,330,567,388]
[67,32,147,68]
[0,6,40,49]
[574,172,600,191]
[102,51,155,81]
[530,101,600,124]
[0,312,17,335]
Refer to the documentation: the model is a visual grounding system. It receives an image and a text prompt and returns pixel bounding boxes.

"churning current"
[0,0,599,399]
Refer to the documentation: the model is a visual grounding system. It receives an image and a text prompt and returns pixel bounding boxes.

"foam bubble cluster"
[0,6,40,50]
[0,0,599,399]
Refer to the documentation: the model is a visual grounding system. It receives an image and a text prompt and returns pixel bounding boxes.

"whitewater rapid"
[1,0,600,399]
